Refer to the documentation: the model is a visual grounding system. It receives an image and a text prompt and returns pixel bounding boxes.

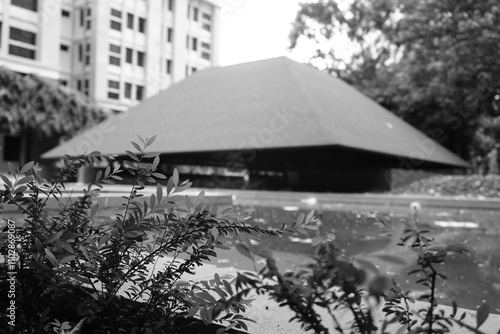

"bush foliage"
[0,137,493,333]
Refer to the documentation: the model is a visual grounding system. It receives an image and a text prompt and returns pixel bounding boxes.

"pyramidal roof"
[43,57,468,168]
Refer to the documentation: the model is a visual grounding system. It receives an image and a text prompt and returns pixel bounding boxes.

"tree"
[289,0,500,162]
[0,67,105,164]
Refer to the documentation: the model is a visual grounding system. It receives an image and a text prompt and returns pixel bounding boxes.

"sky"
[218,0,308,66]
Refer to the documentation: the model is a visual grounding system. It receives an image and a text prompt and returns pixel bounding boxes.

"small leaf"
[20,161,35,174]
[152,172,166,179]
[156,184,163,203]
[94,170,103,182]
[305,210,314,224]
[198,190,205,202]
[223,280,233,295]
[16,176,32,185]
[146,135,157,147]
[152,156,160,169]
[59,255,76,264]
[126,150,140,162]
[46,231,63,244]
[184,195,192,209]
[445,244,469,254]
[125,231,142,239]
[1,174,13,188]
[8,162,17,175]
[131,141,142,152]
[311,235,324,247]
[296,213,305,225]
[235,243,253,261]
[476,304,490,329]
[211,227,219,240]
[45,248,57,266]
[167,177,174,195]
[173,169,179,186]
[451,300,458,317]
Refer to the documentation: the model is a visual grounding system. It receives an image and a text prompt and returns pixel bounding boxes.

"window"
[109,56,120,66]
[201,52,210,60]
[61,9,70,17]
[138,17,146,33]
[167,28,173,42]
[202,23,211,32]
[127,13,134,29]
[111,20,121,31]
[60,44,69,51]
[111,8,122,18]
[84,79,89,96]
[60,80,68,86]
[80,9,84,26]
[108,92,119,99]
[109,42,121,64]
[185,65,189,76]
[202,13,211,21]
[9,44,35,59]
[201,42,210,50]
[136,85,144,101]
[85,8,92,29]
[8,27,36,59]
[125,48,133,63]
[11,0,38,12]
[85,43,90,65]
[10,27,36,45]
[192,67,197,73]
[168,0,173,11]
[137,51,144,66]
[166,59,172,74]
[193,7,199,21]
[108,79,120,99]
[186,35,189,48]
[125,82,132,98]
[3,136,21,161]
[77,79,82,91]
[187,4,190,18]
[108,80,120,89]
[78,44,83,61]
[109,44,121,53]
[192,37,197,51]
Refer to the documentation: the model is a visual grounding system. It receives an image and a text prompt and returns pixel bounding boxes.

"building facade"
[0,0,221,113]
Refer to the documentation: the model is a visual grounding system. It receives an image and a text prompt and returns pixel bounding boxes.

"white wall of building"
[0,0,221,113]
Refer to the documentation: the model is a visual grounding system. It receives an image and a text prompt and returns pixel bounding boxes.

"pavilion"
[43,57,468,192]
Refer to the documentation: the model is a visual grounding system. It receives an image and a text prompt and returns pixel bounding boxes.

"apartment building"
[0,0,221,113]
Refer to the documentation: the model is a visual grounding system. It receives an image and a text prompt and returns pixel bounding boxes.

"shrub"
[0,136,305,333]
[0,136,493,334]
[231,213,493,333]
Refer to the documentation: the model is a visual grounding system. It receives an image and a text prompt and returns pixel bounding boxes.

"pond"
[214,205,500,315]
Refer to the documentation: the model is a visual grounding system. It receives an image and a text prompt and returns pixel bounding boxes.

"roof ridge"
[283,58,333,144]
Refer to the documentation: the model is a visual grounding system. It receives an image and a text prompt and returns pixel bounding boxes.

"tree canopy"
[0,67,105,139]
[290,0,500,164]
[0,67,106,164]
